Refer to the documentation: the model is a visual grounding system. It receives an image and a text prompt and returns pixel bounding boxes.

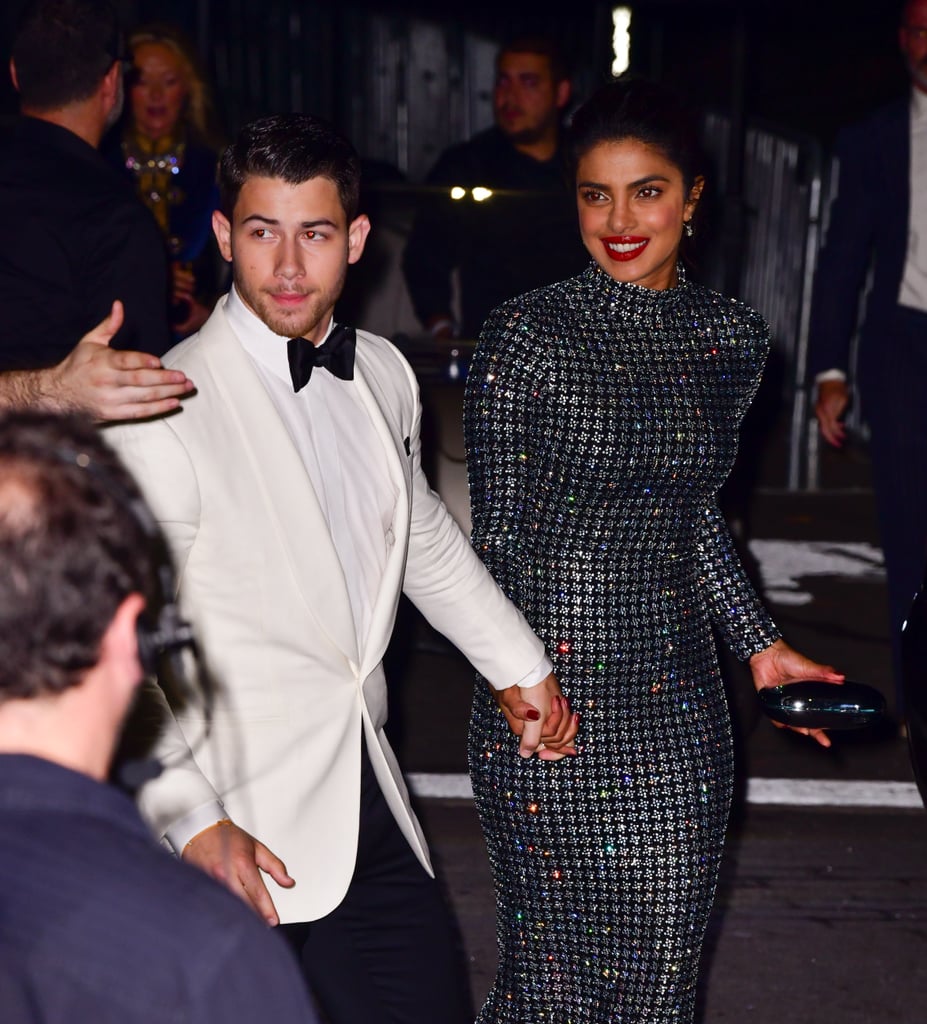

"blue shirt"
[0,754,318,1023]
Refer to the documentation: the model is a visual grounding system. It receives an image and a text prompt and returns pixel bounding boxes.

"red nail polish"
[526,709,540,721]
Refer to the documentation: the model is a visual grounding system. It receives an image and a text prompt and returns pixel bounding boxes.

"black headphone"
[51,445,198,685]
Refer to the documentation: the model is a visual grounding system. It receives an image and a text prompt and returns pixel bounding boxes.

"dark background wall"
[631,1,908,142]
[0,0,913,157]
[0,0,909,491]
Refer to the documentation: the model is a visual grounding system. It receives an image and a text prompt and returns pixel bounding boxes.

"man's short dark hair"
[0,411,157,701]
[12,0,123,112]
[218,113,361,222]
[499,35,570,84]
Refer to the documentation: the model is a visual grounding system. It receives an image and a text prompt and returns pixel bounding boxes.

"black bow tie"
[287,324,356,392]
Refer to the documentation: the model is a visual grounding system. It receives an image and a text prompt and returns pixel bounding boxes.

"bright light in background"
[449,186,494,202]
[612,6,631,76]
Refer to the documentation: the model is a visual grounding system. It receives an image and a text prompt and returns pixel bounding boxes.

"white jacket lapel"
[351,346,412,675]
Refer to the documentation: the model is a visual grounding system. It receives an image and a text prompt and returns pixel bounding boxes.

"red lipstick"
[601,236,648,262]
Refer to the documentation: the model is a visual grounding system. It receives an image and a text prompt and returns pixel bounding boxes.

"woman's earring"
[684,220,694,238]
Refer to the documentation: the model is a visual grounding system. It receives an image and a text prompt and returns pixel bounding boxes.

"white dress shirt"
[899,87,927,312]
[226,286,396,649]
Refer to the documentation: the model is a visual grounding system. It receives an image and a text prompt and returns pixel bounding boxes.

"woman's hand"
[749,638,845,747]
[494,672,579,760]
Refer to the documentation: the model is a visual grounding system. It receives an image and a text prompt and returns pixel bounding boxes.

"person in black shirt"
[0,0,172,369]
[402,36,589,340]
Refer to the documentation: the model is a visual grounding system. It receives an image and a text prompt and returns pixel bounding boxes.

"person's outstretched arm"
[0,301,193,420]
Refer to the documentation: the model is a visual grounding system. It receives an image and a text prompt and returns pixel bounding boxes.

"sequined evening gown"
[464,263,781,1023]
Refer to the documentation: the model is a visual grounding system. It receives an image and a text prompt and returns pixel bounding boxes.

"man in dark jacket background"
[809,0,927,713]
[402,35,588,341]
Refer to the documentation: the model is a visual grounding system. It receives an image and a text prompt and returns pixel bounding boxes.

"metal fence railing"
[702,114,846,491]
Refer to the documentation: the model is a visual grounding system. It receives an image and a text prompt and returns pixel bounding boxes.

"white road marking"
[407,773,922,808]
[749,539,884,606]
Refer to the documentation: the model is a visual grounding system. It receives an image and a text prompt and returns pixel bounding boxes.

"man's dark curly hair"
[0,411,157,700]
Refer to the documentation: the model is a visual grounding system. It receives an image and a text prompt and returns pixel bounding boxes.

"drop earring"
[684,220,694,238]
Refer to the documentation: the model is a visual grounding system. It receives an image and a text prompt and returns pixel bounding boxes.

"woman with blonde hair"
[109,23,223,337]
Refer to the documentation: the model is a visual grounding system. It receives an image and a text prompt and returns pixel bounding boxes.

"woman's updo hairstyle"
[569,76,703,191]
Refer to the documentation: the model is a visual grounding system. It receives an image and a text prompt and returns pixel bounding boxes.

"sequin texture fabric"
[464,262,781,1023]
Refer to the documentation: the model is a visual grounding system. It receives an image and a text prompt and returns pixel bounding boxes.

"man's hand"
[494,672,579,760]
[814,379,850,448]
[171,298,212,338]
[182,819,294,926]
[749,638,845,748]
[170,262,212,337]
[47,301,194,420]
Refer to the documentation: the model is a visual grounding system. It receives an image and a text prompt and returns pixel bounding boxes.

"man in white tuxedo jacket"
[107,113,577,1023]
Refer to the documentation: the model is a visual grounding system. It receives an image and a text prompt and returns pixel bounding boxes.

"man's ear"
[98,592,146,695]
[100,60,121,110]
[347,213,371,266]
[9,58,19,93]
[212,209,233,263]
[555,78,571,111]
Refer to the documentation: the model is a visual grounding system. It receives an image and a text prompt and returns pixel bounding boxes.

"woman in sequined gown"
[464,79,843,1023]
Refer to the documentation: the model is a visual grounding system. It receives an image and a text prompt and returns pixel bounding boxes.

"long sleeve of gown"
[464,306,549,619]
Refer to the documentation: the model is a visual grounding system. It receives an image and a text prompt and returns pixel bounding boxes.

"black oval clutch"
[757,681,886,730]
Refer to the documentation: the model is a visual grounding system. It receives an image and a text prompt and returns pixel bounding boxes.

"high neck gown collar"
[583,260,689,305]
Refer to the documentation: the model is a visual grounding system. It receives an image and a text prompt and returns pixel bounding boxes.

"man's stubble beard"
[503,126,546,146]
[497,111,560,149]
[233,264,347,340]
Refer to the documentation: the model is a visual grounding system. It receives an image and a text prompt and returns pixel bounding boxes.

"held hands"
[814,379,850,448]
[749,638,845,748]
[494,672,579,760]
[182,819,294,926]
[50,301,194,420]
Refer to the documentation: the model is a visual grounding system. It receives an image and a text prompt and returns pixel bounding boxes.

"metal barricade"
[703,114,829,491]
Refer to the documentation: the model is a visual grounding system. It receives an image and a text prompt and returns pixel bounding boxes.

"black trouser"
[283,740,472,1024]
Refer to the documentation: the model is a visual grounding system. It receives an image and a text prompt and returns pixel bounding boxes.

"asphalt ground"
[385,385,927,1020]
[419,799,927,1022]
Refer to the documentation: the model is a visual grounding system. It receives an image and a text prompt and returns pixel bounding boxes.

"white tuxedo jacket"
[107,298,545,924]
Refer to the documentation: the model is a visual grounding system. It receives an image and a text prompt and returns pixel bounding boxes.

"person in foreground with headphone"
[0,410,317,1023]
